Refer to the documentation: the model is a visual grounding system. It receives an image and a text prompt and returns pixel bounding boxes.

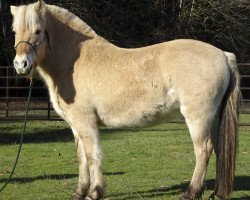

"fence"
[0,64,250,123]
[0,66,56,120]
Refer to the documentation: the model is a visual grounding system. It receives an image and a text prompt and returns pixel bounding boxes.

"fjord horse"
[11,1,240,199]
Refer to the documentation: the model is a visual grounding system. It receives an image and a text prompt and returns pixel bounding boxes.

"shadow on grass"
[0,126,186,144]
[105,176,250,199]
[0,171,125,183]
[0,128,73,144]
[0,174,248,199]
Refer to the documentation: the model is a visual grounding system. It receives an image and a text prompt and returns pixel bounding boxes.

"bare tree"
[178,0,250,61]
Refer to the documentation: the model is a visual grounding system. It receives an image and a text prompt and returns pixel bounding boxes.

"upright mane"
[45,4,97,38]
[12,2,97,38]
[11,3,45,32]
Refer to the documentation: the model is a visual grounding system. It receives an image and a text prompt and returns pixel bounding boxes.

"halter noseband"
[14,30,51,56]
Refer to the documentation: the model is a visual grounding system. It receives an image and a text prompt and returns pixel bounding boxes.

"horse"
[10,1,241,199]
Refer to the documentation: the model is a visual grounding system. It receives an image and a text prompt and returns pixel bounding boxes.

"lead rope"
[0,76,33,192]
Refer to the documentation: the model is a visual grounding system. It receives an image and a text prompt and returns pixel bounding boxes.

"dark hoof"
[72,187,89,200]
[180,191,194,200]
[180,196,193,200]
[72,192,85,200]
[181,190,202,200]
[209,192,215,199]
[88,186,104,200]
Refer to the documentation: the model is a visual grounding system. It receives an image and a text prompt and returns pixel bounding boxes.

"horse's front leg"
[71,127,90,199]
[72,124,104,200]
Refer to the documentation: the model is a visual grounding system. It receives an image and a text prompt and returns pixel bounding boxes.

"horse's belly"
[99,104,181,128]
[97,89,180,127]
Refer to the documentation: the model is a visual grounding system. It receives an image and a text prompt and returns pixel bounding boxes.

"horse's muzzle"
[13,56,32,75]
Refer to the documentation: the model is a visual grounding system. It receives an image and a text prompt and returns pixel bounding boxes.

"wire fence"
[0,64,250,124]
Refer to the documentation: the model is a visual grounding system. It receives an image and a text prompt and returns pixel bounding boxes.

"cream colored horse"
[11,1,241,199]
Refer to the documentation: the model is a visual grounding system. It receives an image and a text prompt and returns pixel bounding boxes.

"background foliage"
[0,0,249,66]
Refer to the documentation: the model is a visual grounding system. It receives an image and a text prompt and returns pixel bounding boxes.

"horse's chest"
[49,91,66,120]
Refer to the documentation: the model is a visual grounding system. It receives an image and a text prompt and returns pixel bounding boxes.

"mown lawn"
[0,119,249,200]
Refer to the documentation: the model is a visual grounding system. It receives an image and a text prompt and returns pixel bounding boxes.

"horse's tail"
[215,52,241,198]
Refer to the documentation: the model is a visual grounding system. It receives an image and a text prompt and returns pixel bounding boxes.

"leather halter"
[14,30,51,56]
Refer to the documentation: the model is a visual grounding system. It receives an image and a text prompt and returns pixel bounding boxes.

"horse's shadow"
[0,171,124,183]
[0,126,186,144]
[106,176,250,199]
[0,174,248,199]
[0,127,73,144]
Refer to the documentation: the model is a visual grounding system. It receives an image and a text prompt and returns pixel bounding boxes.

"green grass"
[0,119,249,200]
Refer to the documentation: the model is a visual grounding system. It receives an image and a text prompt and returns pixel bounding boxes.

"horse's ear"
[35,0,46,15]
[10,5,17,16]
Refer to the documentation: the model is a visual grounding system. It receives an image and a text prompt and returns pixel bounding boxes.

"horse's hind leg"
[181,106,218,199]
[182,136,213,199]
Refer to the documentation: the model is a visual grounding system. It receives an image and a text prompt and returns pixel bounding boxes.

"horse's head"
[11,0,48,75]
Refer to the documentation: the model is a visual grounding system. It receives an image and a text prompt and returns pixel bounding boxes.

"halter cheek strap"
[14,30,51,56]
[14,41,39,56]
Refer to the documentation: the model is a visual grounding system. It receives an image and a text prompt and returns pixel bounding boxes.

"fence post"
[47,97,50,120]
[5,66,9,118]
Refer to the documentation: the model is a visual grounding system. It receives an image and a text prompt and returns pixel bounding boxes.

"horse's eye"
[35,29,41,35]
[13,31,16,35]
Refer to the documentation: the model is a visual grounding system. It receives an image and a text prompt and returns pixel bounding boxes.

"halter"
[14,30,51,56]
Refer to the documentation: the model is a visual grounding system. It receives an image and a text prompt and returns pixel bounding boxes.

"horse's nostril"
[23,60,28,68]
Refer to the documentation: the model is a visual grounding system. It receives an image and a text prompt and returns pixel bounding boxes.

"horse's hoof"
[180,192,193,200]
[181,190,203,200]
[72,188,88,200]
[209,192,215,199]
[180,196,193,200]
[72,192,85,200]
[209,192,229,200]
[72,186,89,200]
[88,185,104,200]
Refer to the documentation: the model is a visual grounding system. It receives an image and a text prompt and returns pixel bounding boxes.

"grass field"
[0,119,249,200]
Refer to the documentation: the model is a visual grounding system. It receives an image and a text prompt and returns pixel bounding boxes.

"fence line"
[0,64,250,122]
[238,63,250,118]
[0,66,53,120]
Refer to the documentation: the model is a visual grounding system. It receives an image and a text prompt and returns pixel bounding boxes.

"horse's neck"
[38,10,95,86]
